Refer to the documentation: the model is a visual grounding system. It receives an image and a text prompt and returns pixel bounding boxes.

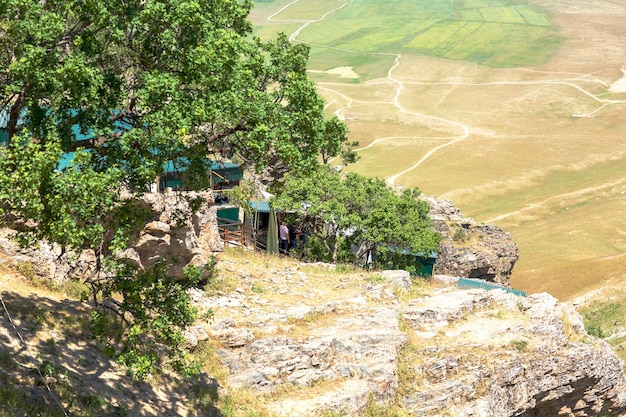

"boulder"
[381,270,412,291]
[131,191,222,275]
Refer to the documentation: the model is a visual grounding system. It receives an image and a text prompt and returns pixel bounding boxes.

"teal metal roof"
[1,109,10,146]
[0,108,244,184]
[58,152,77,170]
[211,161,243,183]
[163,158,243,183]
[249,201,271,213]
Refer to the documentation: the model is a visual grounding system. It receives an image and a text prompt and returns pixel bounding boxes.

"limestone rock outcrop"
[423,196,519,285]
[119,191,222,275]
[400,290,626,417]
[0,228,97,284]
[0,191,222,281]
[189,258,626,417]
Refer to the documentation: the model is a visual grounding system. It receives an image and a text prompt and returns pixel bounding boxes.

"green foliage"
[452,226,469,243]
[1,0,354,179]
[509,339,529,352]
[38,359,55,378]
[272,166,441,265]
[184,255,219,288]
[581,301,626,339]
[230,179,257,220]
[292,233,333,263]
[0,0,351,379]
[380,251,418,276]
[89,260,219,380]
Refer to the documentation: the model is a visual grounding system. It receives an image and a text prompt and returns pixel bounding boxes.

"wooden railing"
[217,218,267,252]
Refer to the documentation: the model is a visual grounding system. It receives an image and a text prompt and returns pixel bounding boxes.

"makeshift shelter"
[158,158,244,223]
[382,247,438,278]
[159,160,243,193]
[248,201,271,230]
[247,201,279,255]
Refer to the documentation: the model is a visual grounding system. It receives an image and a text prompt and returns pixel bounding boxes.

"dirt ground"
[0,260,212,416]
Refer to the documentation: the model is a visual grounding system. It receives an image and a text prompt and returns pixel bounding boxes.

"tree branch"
[64,133,119,152]
[7,84,29,141]
[203,121,252,144]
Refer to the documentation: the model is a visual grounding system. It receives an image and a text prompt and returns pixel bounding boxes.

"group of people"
[278,222,304,255]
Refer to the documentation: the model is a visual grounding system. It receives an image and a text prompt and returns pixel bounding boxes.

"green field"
[254,0,562,70]
[251,0,626,300]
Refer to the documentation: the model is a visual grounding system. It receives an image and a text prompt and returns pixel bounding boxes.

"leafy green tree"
[0,0,353,180]
[0,0,351,378]
[272,167,441,265]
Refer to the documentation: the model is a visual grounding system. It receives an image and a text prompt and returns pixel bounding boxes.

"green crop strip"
[285,0,562,68]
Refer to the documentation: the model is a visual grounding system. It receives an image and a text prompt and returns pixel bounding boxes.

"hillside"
[0,258,209,416]
[249,0,626,299]
[2,249,626,416]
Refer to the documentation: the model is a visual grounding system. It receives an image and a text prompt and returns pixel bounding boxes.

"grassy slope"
[251,0,626,301]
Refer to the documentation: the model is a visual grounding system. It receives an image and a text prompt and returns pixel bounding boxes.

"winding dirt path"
[483,178,626,223]
[264,0,626,186]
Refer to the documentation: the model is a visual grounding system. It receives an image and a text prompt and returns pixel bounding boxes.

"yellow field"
[250,0,626,300]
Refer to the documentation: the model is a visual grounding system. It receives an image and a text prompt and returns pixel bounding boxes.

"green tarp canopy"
[266,208,278,255]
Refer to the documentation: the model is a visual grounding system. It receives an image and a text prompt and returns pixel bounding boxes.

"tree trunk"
[7,84,29,142]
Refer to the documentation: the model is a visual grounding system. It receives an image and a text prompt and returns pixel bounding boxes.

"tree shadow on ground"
[0,290,223,417]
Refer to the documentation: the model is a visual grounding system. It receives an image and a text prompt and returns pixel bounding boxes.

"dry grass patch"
[279,310,342,341]
[190,340,279,416]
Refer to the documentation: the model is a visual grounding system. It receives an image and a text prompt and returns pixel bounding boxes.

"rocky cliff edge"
[190,254,626,417]
[423,196,519,285]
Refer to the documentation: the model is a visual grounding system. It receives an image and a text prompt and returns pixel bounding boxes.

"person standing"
[288,224,298,250]
[279,222,290,255]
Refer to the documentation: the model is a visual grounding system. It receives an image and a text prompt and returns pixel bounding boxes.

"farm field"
[250,0,626,300]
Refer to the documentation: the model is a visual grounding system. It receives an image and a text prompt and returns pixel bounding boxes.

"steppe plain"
[250,0,626,300]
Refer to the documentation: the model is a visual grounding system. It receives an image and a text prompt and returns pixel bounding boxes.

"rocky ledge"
[187,258,626,417]
[423,196,519,285]
[0,193,517,291]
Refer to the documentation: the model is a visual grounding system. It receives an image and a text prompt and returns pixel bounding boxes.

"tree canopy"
[272,167,441,266]
[0,0,352,181]
[0,0,353,378]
